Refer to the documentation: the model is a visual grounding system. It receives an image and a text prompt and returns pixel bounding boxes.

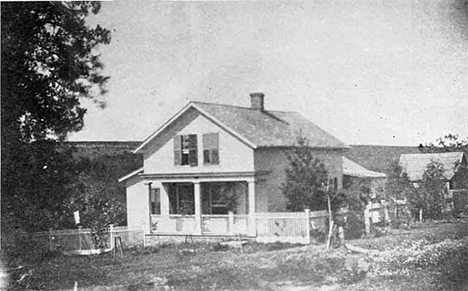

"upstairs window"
[174,135,198,166]
[203,133,219,165]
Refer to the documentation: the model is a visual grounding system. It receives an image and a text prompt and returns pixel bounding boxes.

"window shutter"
[188,134,198,166]
[174,136,181,165]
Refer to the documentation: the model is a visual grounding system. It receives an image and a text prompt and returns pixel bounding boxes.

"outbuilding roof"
[343,157,387,178]
[134,101,348,153]
[399,152,466,181]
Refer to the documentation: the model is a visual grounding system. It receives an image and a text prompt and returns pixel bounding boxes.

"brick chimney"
[250,92,265,111]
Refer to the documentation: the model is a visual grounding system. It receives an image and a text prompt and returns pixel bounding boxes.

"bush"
[344,211,365,239]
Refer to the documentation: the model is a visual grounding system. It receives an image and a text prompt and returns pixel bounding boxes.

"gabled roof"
[399,152,466,181]
[134,101,348,153]
[343,157,387,178]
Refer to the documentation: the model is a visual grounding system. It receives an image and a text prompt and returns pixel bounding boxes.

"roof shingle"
[193,101,348,148]
[399,152,466,181]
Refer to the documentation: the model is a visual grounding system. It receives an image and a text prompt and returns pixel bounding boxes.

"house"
[119,93,348,240]
[399,152,468,211]
[399,152,467,189]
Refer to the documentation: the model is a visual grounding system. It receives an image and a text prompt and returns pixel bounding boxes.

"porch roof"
[119,169,270,183]
[343,157,386,178]
[140,171,270,182]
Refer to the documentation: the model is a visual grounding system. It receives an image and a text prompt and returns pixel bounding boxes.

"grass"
[3,218,468,290]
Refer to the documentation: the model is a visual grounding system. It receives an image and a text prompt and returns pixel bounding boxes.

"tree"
[384,161,415,224]
[1,141,79,232]
[385,160,449,222]
[1,2,111,234]
[421,134,468,155]
[69,152,141,245]
[409,161,448,220]
[1,2,110,143]
[281,136,328,211]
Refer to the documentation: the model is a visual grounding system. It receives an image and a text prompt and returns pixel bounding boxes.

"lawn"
[3,218,468,291]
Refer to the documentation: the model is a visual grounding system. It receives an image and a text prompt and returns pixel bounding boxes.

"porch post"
[159,184,170,233]
[248,180,256,237]
[194,181,202,235]
[160,184,170,217]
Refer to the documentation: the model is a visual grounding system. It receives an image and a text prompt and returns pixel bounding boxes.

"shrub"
[344,211,365,239]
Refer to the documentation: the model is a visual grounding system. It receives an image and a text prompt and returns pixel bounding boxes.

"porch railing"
[150,210,329,244]
[201,214,249,235]
[151,213,249,236]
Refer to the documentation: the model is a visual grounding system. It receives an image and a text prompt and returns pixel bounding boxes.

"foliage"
[1,141,78,232]
[409,161,448,220]
[385,159,450,221]
[384,161,414,223]
[421,133,468,155]
[1,1,111,250]
[1,2,110,229]
[281,136,328,211]
[69,152,141,248]
[1,1,111,143]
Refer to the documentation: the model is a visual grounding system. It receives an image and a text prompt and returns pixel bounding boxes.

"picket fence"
[31,206,387,250]
[255,210,328,244]
[32,226,144,251]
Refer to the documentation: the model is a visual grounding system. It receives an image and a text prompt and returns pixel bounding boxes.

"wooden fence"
[32,225,144,251]
[31,207,389,250]
[256,210,329,244]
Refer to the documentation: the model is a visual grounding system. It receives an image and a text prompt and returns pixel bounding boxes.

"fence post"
[48,228,53,251]
[78,225,82,250]
[109,224,114,250]
[364,204,370,235]
[142,223,146,247]
[304,209,311,244]
[228,211,234,236]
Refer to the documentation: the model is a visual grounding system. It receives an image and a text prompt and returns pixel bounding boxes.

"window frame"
[174,134,198,167]
[202,133,219,165]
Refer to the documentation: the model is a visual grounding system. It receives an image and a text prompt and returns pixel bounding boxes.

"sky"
[68,0,468,146]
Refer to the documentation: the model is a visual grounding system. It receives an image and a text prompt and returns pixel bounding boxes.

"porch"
[150,213,250,236]
[145,178,257,237]
[146,209,329,245]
